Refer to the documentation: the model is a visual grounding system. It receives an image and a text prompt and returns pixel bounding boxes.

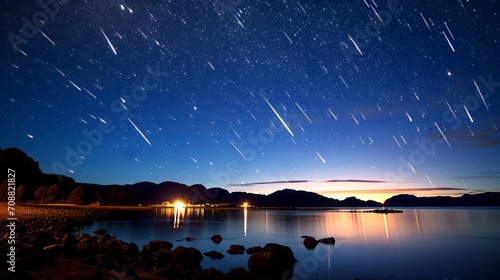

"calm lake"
[80,207,500,279]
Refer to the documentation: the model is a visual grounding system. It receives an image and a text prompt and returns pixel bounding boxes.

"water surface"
[81,207,500,279]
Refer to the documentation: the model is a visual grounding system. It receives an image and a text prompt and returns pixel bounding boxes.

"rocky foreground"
[0,204,297,280]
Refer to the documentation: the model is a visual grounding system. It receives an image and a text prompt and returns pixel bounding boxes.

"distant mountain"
[1,147,499,207]
[258,189,381,207]
[384,193,500,207]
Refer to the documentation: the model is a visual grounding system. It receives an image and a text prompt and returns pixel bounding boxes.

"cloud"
[447,171,500,180]
[317,187,471,195]
[447,125,500,149]
[228,179,388,187]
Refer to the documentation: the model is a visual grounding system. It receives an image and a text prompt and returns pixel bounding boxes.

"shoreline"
[16,203,405,212]
[0,203,296,279]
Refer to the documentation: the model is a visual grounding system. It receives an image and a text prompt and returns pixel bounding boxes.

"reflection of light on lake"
[383,213,389,241]
[243,207,247,237]
[173,201,185,229]
[414,210,421,239]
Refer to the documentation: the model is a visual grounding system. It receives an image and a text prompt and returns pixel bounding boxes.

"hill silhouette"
[1,147,499,207]
[384,193,500,207]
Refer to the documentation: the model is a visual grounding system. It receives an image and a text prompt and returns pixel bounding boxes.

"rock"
[31,231,57,247]
[247,243,296,279]
[172,246,204,267]
[75,242,97,257]
[92,228,107,235]
[153,265,182,278]
[318,237,335,245]
[61,233,76,246]
[155,248,173,265]
[210,234,222,244]
[227,244,246,255]
[192,268,225,280]
[80,256,98,266]
[43,244,61,256]
[143,240,173,252]
[228,267,257,280]
[203,250,225,260]
[245,246,262,254]
[122,242,140,256]
[302,236,318,249]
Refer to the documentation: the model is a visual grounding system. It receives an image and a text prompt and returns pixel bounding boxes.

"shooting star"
[52,66,65,77]
[282,29,293,44]
[296,103,312,123]
[348,34,363,55]
[82,87,97,99]
[339,75,350,89]
[228,139,247,160]
[207,60,215,70]
[351,113,359,125]
[473,79,489,111]
[442,31,455,52]
[434,122,451,148]
[316,152,326,164]
[405,111,413,122]
[393,136,402,149]
[426,174,436,187]
[127,118,151,145]
[100,27,117,55]
[262,95,294,137]
[446,101,456,117]
[463,104,474,123]
[328,108,338,120]
[39,30,56,45]
[68,79,81,91]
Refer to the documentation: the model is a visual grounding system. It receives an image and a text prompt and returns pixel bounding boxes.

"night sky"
[1,0,499,202]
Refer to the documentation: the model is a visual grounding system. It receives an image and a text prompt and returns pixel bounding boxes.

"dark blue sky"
[1,0,499,201]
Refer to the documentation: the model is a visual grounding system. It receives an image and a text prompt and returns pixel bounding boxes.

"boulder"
[247,243,296,279]
[172,246,204,267]
[122,242,140,256]
[192,268,225,280]
[302,235,318,249]
[227,244,246,255]
[228,267,257,280]
[92,228,107,235]
[143,240,173,252]
[75,242,97,257]
[203,250,225,260]
[43,244,61,256]
[155,248,173,265]
[31,231,56,247]
[61,233,76,246]
[210,234,222,244]
[318,237,335,245]
[245,246,262,254]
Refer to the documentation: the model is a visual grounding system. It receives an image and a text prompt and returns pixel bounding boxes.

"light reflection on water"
[81,207,500,279]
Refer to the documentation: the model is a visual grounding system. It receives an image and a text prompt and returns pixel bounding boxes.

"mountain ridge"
[1,147,499,207]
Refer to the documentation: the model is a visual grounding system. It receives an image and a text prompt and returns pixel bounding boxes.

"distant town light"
[242,202,249,208]
[174,200,185,209]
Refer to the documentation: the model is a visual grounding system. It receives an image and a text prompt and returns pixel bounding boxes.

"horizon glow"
[1,0,499,203]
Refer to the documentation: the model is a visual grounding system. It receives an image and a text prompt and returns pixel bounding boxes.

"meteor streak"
[434,122,451,148]
[128,118,151,145]
[100,27,117,55]
[262,95,294,137]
